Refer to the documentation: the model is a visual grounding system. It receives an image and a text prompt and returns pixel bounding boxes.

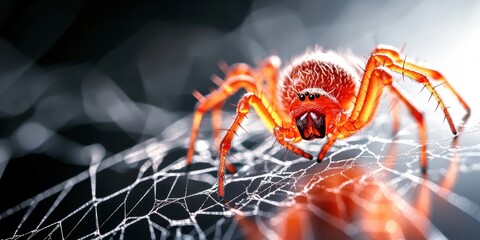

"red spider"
[186,45,470,199]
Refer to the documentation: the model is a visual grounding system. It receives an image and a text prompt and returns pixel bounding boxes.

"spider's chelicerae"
[186,45,470,199]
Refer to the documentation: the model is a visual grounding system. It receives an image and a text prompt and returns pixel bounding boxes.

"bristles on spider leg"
[211,75,224,86]
[433,81,447,89]
[435,102,441,112]
[237,122,248,133]
[218,60,229,73]
[192,90,205,102]
[356,63,366,73]
[428,92,434,103]
[419,85,427,94]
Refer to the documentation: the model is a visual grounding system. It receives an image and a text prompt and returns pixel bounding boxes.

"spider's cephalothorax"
[186,45,471,199]
[278,51,360,141]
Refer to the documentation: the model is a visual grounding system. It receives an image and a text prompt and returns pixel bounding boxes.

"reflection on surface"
[236,135,464,239]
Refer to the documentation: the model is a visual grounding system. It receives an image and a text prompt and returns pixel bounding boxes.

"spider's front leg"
[187,58,283,169]
[316,54,429,170]
[341,56,428,171]
[187,73,257,174]
[217,93,311,199]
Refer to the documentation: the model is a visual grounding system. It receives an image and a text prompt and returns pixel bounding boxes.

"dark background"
[0,0,479,238]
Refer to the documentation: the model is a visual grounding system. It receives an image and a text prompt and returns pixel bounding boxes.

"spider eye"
[295,112,326,140]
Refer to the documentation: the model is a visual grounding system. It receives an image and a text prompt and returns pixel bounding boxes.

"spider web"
[1,102,480,239]
[1,1,480,238]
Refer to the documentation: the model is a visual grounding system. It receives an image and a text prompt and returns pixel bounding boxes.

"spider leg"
[211,102,224,149]
[374,67,427,171]
[339,63,428,171]
[258,56,290,122]
[316,55,429,169]
[316,135,339,162]
[187,74,257,169]
[373,54,458,134]
[373,46,471,129]
[317,56,387,161]
[188,59,286,169]
[209,102,239,174]
[218,93,311,199]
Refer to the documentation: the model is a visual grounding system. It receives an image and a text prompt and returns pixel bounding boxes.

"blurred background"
[0,0,479,238]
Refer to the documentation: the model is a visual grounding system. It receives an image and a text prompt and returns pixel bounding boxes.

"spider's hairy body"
[278,50,362,140]
[186,45,471,200]
[278,50,359,114]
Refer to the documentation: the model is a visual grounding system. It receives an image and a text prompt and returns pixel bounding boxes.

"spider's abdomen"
[278,49,360,115]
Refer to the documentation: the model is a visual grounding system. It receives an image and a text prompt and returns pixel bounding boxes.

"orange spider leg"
[371,54,459,134]
[316,53,430,170]
[316,135,339,163]
[217,93,311,199]
[319,65,428,171]
[209,102,240,174]
[349,56,377,122]
[317,56,386,161]
[187,61,285,173]
[187,74,257,168]
[387,80,427,172]
[356,53,442,171]
[388,93,402,135]
[373,46,471,122]
[211,102,224,149]
[353,55,428,170]
[258,56,290,122]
